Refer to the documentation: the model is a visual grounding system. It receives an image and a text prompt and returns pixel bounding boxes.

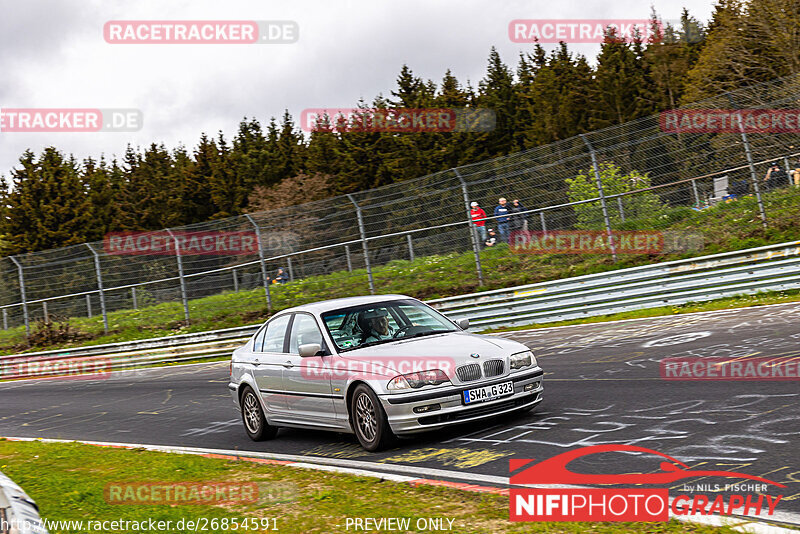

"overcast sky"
[0,0,715,179]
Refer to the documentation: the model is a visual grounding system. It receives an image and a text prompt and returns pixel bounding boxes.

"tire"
[240,386,278,441]
[350,384,395,451]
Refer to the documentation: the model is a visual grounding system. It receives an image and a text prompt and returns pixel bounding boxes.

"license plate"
[462,381,514,404]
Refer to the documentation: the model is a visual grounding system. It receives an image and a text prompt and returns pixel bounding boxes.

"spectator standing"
[469,201,488,243]
[494,197,511,243]
[764,162,788,191]
[509,199,529,234]
[793,162,800,187]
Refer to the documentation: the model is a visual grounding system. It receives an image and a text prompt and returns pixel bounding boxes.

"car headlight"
[387,369,450,390]
[510,350,536,370]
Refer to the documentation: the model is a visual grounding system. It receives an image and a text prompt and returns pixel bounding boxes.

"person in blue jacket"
[494,197,511,243]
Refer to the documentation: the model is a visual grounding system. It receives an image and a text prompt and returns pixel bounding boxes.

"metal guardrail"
[428,240,800,329]
[0,470,48,534]
[1,240,799,379]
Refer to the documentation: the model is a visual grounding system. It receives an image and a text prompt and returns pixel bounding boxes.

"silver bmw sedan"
[229,294,543,451]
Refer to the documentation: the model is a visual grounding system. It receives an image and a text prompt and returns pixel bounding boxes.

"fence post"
[87,294,92,317]
[453,169,484,286]
[42,301,48,323]
[286,256,295,281]
[580,134,617,262]
[345,245,353,272]
[407,233,415,262]
[166,229,190,323]
[728,95,768,229]
[132,287,138,309]
[243,214,273,312]
[232,269,239,292]
[85,243,109,333]
[2,309,6,330]
[616,196,626,223]
[784,157,793,187]
[540,211,547,233]
[691,179,701,206]
[346,194,375,294]
[9,256,29,336]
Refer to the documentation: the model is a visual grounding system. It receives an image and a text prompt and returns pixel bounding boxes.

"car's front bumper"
[379,367,543,435]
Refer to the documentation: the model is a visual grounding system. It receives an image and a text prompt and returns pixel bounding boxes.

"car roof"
[278,294,416,315]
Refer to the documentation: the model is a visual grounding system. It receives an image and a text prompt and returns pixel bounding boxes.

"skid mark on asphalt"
[378,447,512,469]
[181,419,240,437]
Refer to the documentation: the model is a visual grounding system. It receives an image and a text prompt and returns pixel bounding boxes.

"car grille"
[456,363,481,382]
[483,359,504,377]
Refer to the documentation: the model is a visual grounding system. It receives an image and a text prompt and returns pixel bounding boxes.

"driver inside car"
[357,309,394,344]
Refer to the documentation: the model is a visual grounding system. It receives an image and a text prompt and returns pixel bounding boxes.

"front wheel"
[240,386,278,441]
[351,385,395,451]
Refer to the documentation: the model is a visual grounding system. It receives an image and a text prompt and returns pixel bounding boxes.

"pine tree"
[2,148,96,254]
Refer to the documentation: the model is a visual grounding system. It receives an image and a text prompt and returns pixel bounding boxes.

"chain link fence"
[2,73,800,336]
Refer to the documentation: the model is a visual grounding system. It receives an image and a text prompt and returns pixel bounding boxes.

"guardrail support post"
[86,295,92,317]
[132,286,138,309]
[616,196,626,222]
[691,179,700,206]
[232,269,239,292]
[454,169,484,286]
[9,256,29,336]
[540,212,547,233]
[166,229,190,323]
[580,134,617,262]
[42,301,48,323]
[784,157,793,187]
[406,234,415,262]
[2,309,6,330]
[85,243,109,333]
[345,245,352,272]
[244,214,272,311]
[346,194,375,294]
[728,94,768,229]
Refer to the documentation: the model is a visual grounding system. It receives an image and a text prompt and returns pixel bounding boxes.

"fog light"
[413,403,441,414]
[524,381,539,391]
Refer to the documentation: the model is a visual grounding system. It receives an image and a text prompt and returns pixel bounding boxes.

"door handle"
[283,361,294,368]
[253,360,261,366]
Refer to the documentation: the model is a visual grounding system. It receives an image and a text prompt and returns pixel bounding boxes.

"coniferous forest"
[1,2,799,256]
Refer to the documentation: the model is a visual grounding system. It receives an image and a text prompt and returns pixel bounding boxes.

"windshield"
[321,299,458,351]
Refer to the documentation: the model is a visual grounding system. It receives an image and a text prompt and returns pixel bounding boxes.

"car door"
[282,313,339,427]
[253,313,292,415]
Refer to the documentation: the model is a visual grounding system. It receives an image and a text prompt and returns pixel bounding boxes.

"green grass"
[0,440,738,534]
[2,189,799,355]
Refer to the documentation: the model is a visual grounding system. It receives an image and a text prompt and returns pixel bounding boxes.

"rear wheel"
[351,384,395,451]
[240,386,278,441]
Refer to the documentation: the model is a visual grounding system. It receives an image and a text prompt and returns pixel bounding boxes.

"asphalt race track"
[2,303,799,525]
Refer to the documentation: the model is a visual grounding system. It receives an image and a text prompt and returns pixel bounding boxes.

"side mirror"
[456,318,470,330]
[299,343,322,357]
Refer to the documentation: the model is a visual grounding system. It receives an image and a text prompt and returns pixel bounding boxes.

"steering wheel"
[392,325,414,338]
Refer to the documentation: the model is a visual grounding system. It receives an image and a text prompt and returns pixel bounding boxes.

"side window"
[252,325,268,352]
[289,314,324,354]
[260,314,292,353]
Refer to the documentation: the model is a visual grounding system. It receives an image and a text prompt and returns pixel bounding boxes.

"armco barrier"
[0,470,48,534]
[1,240,799,379]
[428,240,800,328]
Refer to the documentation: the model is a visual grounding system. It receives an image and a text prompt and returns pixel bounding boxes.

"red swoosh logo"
[509,444,786,487]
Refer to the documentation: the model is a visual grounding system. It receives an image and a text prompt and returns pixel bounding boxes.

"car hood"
[340,331,529,374]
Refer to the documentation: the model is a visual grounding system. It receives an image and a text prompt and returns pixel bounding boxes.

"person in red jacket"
[470,201,487,243]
